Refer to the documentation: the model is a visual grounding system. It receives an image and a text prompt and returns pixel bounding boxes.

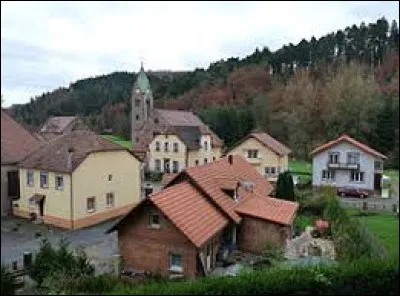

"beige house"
[148,129,222,173]
[14,130,142,229]
[226,132,291,182]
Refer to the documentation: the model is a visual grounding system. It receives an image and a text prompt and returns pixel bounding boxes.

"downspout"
[67,148,74,230]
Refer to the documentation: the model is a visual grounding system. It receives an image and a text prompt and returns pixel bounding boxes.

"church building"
[131,64,223,174]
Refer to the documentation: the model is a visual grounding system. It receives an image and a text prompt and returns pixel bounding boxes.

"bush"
[29,237,94,287]
[1,265,18,295]
[111,258,399,295]
[144,171,163,182]
[275,172,295,201]
[298,193,330,216]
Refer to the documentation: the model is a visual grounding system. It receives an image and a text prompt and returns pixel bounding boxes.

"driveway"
[1,216,119,268]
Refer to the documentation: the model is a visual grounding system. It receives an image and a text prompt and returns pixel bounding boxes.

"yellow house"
[226,132,291,182]
[148,127,222,173]
[14,130,142,230]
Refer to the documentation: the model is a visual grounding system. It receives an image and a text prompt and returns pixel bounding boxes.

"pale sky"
[1,1,399,107]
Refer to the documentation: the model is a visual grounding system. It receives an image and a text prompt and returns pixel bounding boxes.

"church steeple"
[131,63,154,146]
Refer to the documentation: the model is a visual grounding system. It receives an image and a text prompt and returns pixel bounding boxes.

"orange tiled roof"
[150,182,229,248]
[161,173,179,186]
[310,134,387,159]
[165,155,297,225]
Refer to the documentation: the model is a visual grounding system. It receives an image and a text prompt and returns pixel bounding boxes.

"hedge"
[109,258,399,295]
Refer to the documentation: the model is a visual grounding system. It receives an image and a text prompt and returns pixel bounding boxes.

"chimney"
[67,147,74,171]
[228,154,233,164]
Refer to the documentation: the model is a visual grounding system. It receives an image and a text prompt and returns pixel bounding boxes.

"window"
[204,141,208,151]
[55,175,64,190]
[328,152,340,164]
[204,158,208,164]
[155,159,161,172]
[172,161,179,173]
[87,197,96,213]
[347,152,360,164]
[40,172,48,188]
[27,171,34,187]
[154,118,159,124]
[247,149,258,158]
[173,142,179,153]
[169,253,183,272]
[149,213,160,229]
[374,160,383,170]
[136,115,140,121]
[155,141,160,152]
[108,174,112,181]
[164,142,169,152]
[106,193,114,208]
[265,167,277,176]
[195,160,199,166]
[322,170,335,181]
[350,171,364,182]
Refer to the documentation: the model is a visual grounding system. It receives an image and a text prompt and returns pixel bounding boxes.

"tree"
[275,172,295,201]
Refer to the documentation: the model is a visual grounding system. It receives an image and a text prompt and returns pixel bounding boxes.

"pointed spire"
[140,60,144,71]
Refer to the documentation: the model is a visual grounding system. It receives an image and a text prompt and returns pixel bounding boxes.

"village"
[1,1,399,294]
[1,64,398,293]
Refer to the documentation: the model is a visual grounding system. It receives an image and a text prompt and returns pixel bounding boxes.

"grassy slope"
[346,209,399,258]
[101,135,132,149]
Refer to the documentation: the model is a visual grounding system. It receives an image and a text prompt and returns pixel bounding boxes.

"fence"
[340,200,399,213]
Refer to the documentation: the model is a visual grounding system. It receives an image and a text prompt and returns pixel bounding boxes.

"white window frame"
[155,141,160,152]
[322,170,335,181]
[55,175,64,190]
[173,142,179,153]
[169,253,183,273]
[87,197,96,213]
[247,149,258,159]
[350,171,364,183]
[347,152,360,164]
[172,161,179,173]
[155,159,161,172]
[106,192,114,208]
[204,141,208,151]
[27,170,34,187]
[149,212,161,229]
[164,142,169,152]
[40,171,48,188]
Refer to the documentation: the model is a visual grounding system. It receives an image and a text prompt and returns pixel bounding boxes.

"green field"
[101,135,131,149]
[347,209,399,258]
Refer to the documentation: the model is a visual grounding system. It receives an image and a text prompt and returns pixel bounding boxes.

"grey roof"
[172,126,202,150]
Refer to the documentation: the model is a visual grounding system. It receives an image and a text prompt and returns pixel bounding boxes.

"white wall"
[312,142,380,190]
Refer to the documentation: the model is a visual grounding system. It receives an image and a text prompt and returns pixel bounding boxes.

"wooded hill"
[9,17,399,167]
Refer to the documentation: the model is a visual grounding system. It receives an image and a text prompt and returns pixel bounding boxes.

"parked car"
[337,187,369,198]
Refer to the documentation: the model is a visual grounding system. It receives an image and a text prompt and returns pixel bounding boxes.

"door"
[7,171,19,198]
[38,198,45,217]
[206,242,212,271]
[164,158,170,174]
[374,173,382,191]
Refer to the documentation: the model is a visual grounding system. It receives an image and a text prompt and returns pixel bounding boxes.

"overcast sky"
[1,1,399,107]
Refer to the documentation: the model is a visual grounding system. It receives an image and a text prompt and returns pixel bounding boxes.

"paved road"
[1,217,119,266]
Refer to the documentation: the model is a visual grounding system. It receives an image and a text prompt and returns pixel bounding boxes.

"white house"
[310,134,387,193]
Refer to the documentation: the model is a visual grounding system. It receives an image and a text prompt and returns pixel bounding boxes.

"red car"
[337,187,369,198]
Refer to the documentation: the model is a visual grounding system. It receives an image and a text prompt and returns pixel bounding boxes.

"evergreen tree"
[275,172,295,201]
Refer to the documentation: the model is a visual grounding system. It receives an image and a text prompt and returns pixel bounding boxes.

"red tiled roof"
[310,134,387,159]
[227,132,291,156]
[165,155,297,225]
[150,182,229,248]
[235,193,299,225]
[20,130,138,172]
[1,109,41,164]
[161,173,179,186]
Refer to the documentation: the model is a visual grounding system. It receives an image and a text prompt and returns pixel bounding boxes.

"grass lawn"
[347,209,399,258]
[101,134,131,149]
[289,159,312,174]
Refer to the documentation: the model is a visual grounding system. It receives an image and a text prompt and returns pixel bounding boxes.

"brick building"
[108,155,298,278]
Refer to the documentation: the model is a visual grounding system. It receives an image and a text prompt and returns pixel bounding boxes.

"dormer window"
[222,189,238,201]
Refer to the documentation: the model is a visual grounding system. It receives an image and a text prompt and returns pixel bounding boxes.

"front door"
[374,173,382,191]
[38,198,45,217]
[164,158,170,174]
[7,171,19,198]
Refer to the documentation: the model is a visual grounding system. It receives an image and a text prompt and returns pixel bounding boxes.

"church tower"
[131,63,154,145]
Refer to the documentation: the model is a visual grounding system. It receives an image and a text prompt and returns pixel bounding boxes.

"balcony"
[327,162,359,170]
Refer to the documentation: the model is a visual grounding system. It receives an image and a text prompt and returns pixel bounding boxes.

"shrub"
[111,258,399,295]
[1,265,18,295]
[298,193,330,216]
[144,171,163,182]
[275,172,295,201]
[29,237,94,287]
